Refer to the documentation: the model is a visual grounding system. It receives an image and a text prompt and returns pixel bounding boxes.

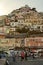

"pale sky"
[0,0,43,15]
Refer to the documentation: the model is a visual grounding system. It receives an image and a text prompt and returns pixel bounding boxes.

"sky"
[0,0,43,15]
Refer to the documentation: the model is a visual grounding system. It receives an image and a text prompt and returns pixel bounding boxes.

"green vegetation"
[16,26,29,33]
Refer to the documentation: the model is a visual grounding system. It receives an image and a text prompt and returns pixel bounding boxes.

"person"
[21,50,24,61]
[25,51,27,60]
[11,51,16,61]
[6,60,9,65]
[0,54,1,59]
[16,52,19,57]
[32,53,35,59]
[16,51,19,59]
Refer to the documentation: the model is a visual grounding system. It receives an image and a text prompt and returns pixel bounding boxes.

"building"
[0,5,43,50]
[25,37,43,49]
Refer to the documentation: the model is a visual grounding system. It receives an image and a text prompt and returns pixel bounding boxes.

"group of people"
[12,50,28,61]
[11,50,35,62]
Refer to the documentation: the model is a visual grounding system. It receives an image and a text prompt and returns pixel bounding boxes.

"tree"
[16,26,29,33]
[32,8,37,12]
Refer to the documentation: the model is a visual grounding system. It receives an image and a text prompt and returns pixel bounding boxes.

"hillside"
[8,5,43,21]
[0,5,43,24]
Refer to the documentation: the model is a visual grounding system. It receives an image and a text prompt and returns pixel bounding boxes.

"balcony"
[5,33,27,38]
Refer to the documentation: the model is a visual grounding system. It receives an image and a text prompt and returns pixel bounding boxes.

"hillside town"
[0,5,43,51]
[0,3,43,65]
